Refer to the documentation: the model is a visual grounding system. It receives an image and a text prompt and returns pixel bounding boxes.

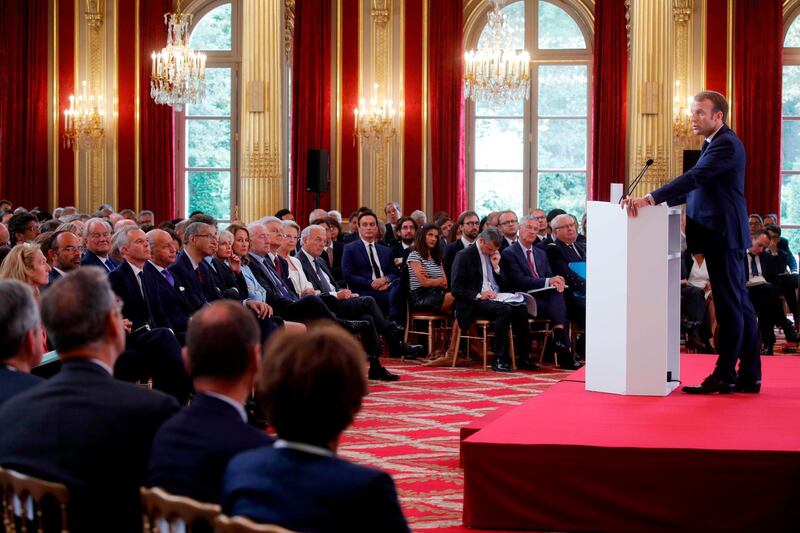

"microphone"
[620,158,654,203]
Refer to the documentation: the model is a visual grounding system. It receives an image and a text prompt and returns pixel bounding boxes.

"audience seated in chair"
[406,223,454,316]
[497,210,519,252]
[390,216,417,266]
[43,230,82,289]
[0,280,44,407]
[147,301,273,504]
[681,251,716,352]
[545,213,587,328]
[221,324,409,533]
[443,210,480,283]
[81,218,118,272]
[0,267,179,533]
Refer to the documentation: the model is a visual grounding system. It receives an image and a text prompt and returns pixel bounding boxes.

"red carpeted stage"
[461,355,800,532]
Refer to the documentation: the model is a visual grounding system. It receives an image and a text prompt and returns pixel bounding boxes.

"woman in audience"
[0,243,52,299]
[406,223,454,315]
[228,224,267,302]
[222,324,409,533]
[276,221,316,296]
[214,229,249,298]
[686,252,717,350]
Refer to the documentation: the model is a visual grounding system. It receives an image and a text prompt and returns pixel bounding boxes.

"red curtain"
[734,0,782,216]
[591,0,627,201]
[0,0,49,209]
[428,0,466,216]
[291,0,331,221]
[139,0,175,223]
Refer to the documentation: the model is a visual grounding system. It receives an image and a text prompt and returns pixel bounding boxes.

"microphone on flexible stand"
[619,158,655,204]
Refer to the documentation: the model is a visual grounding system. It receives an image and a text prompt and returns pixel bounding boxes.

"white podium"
[585,201,682,396]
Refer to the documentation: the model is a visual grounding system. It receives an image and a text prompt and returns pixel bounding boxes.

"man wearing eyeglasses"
[444,210,480,282]
[81,218,118,272]
[497,210,520,252]
[44,230,83,288]
[546,213,587,329]
[530,209,553,247]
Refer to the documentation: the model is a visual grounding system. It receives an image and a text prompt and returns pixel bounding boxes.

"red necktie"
[526,249,539,278]
[274,256,283,276]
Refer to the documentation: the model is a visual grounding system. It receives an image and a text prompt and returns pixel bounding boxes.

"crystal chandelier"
[150,0,207,112]
[63,81,105,152]
[464,0,530,104]
[353,83,397,148]
[672,80,696,147]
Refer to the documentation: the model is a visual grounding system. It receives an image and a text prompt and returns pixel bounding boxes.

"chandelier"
[150,0,206,112]
[63,81,105,152]
[353,83,397,147]
[464,0,530,104]
[672,80,696,147]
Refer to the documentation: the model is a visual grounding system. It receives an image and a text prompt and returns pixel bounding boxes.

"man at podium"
[623,91,760,395]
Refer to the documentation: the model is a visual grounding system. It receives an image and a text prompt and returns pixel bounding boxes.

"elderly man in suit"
[545,213,587,328]
[145,229,193,338]
[298,225,422,380]
[451,228,535,373]
[502,215,581,370]
[81,217,118,272]
[625,91,760,394]
[342,211,403,321]
[0,280,44,407]
[0,268,179,532]
[444,210,480,282]
[530,209,553,248]
[44,230,82,288]
[148,301,272,503]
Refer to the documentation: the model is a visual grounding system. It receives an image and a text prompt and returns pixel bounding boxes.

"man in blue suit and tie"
[148,300,272,504]
[0,280,44,407]
[625,91,760,394]
[81,218,119,272]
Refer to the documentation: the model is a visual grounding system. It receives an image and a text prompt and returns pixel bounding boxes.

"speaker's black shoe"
[682,374,735,395]
[337,319,369,333]
[735,378,762,393]
[763,344,774,356]
[490,358,513,373]
[516,358,539,371]
[783,325,800,344]
[368,364,400,381]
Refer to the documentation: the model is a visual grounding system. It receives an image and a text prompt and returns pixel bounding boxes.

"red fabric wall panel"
[57,0,75,207]
[117,0,137,211]
[705,0,728,96]
[339,0,359,216]
[403,0,423,212]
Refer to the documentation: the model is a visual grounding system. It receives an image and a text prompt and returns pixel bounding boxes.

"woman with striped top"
[406,223,454,314]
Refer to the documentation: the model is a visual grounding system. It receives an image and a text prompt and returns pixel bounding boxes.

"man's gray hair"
[41,268,117,352]
[183,222,208,242]
[246,222,263,234]
[138,210,155,218]
[281,220,301,233]
[83,217,112,239]
[410,210,427,223]
[384,201,401,214]
[301,224,326,240]
[327,210,342,223]
[0,280,40,361]
[519,214,539,226]
[111,225,142,254]
[98,204,113,212]
[258,215,281,226]
[479,227,503,247]
[550,213,574,230]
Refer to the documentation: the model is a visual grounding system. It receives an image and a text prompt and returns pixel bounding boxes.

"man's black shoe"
[735,378,761,393]
[763,344,774,355]
[337,319,369,333]
[516,358,539,371]
[386,321,406,335]
[400,342,424,357]
[685,332,708,351]
[559,360,584,370]
[490,358,513,373]
[368,364,400,381]
[682,374,735,395]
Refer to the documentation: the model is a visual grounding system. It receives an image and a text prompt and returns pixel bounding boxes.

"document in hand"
[490,292,538,316]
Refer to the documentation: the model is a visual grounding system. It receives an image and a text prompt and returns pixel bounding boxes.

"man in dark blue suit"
[145,229,193,337]
[625,91,760,394]
[341,211,402,321]
[80,218,119,272]
[0,268,179,533]
[222,324,409,533]
[444,210,481,282]
[43,230,82,290]
[148,301,272,504]
[0,280,44,407]
[502,215,582,370]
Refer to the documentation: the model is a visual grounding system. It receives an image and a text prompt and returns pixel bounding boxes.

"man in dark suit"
[390,216,417,265]
[451,228,535,372]
[545,213,587,328]
[383,201,402,245]
[0,268,179,533]
[625,90,760,394]
[497,210,519,252]
[145,229,193,337]
[531,208,553,248]
[222,324,409,533]
[0,280,44,407]
[502,215,582,369]
[444,210,480,282]
[148,301,272,503]
[299,225,423,380]
[44,230,82,289]
[81,217,119,272]
[342,211,402,320]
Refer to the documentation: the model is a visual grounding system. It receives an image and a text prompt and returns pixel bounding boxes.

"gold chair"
[214,514,297,533]
[403,303,451,357]
[447,320,516,370]
[528,318,553,364]
[0,466,70,533]
[140,486,221,533]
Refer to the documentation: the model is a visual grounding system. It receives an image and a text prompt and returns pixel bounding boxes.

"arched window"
[782,13,800,257]
[176,1,240,221]
[467,0,592,219]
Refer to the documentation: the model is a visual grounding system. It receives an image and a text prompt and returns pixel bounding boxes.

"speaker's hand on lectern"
[621,195,653,217]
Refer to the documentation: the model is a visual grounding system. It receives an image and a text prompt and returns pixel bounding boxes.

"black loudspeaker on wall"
[306,149,330,193]
[683,149,701,173]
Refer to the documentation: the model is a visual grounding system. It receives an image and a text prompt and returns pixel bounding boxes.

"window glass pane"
[538,118,586,169]
[783,66,800,117]
[190,3,232,51]
[539,65,587,116]
[187,119,231,168]
[475,118,524,170]
[782,174,800,225]
[538,1,585,49]
[786,17,800,47]
[537,172,586,220]
[477,1,525,51]
[475,97,524,117]
[187,68,231,116]
[782,120,800,171]
[187,171,231,221]
[475,172,523,216]
[781,228,800,266]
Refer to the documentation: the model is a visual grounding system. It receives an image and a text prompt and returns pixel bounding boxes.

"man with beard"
[444,210,480,282]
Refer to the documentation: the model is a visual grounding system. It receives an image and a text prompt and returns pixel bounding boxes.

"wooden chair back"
[213,514,297,533]
[140,486,220,533]
[0,467,70,533]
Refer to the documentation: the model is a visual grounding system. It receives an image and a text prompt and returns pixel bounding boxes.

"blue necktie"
[315,258,334,293]
[484,254,499,292]
[162,269,175,287]
[264,258,296,301]
[749,253,759,278]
